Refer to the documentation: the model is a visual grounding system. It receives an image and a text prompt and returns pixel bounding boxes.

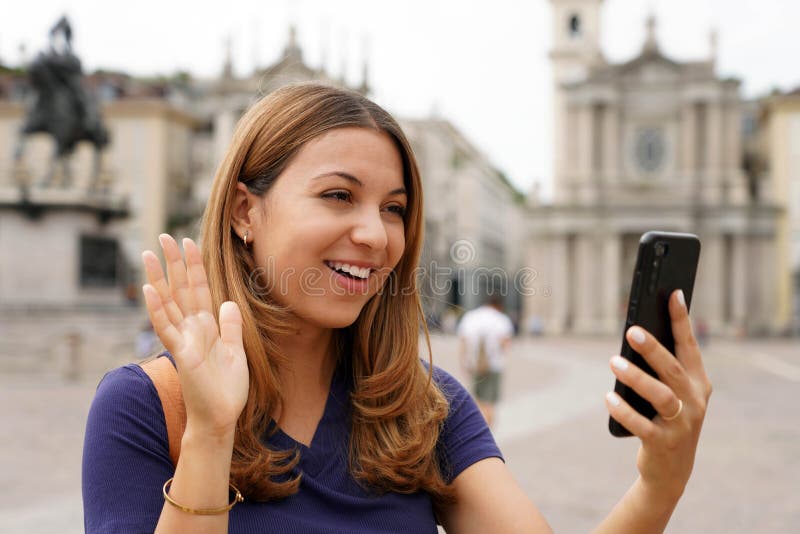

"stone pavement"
[1,326,798,533]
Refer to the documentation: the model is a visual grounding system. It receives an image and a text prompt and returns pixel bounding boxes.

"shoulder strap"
[139,356,186,467]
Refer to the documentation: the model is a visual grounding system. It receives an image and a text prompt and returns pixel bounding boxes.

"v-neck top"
[82,355,503,533]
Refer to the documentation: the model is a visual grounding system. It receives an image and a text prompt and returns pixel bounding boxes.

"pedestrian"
[526,313,544,337]
[457,295,514,427]
[82,83,712,533]
[134,320,159,359]
[695,317,710,347]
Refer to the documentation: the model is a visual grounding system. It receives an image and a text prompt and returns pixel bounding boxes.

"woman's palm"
[141,234,249,437]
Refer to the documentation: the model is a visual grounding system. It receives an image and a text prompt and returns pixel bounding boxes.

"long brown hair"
[200,83,453,503]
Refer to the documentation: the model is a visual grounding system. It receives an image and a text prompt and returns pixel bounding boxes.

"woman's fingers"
[183,238,213,314]
[626,324,692,399]
[668,290,709,387]
[218,301,244,355]
[159,234,197,316]
[142,250,184,327]
[610,356,683,423]
[142,284,182,352]
[605,391,659,441]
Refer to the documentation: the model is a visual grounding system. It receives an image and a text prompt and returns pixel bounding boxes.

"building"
[762,88,800,333]
[402,118,526,324]
[523,0,783,335]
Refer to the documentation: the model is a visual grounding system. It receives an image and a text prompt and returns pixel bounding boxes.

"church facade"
[522,0,785,335]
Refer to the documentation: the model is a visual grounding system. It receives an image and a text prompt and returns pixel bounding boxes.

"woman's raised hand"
[141,234,249,440]
[605,289,713,500]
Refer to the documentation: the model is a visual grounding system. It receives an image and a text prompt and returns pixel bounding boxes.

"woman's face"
[246,127,408,329]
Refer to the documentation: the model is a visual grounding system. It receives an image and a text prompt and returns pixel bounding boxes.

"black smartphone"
[609,231,701,437]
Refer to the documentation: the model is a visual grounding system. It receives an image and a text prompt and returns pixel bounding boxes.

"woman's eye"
[386,205,407,217]
[323,191,351,202]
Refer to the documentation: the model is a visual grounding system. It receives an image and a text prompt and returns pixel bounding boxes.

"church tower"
[549,0,604,202]
[549,0,603,84]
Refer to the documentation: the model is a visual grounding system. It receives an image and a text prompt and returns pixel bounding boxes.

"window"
[742,115,756,137]
[80,235,120,287]
[569,14,582,38]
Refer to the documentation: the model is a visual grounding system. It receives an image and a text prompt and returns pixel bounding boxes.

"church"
[522,0,784,335]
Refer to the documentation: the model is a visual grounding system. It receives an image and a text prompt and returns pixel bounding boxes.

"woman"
[82,83,712,533]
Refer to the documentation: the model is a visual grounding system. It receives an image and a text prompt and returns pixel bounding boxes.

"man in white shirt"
[457,295,514,427]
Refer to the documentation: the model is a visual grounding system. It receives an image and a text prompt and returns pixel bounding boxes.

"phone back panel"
[609,231,701,437]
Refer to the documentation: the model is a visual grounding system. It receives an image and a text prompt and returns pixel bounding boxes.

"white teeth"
[327,261,370,279]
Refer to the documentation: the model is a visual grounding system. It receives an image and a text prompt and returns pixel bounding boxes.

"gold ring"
[661,399,683,421]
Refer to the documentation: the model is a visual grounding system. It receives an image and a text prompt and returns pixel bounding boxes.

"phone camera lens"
[655,243,665,256]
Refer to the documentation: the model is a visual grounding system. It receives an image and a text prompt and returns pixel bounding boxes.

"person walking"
[457,295,514,427]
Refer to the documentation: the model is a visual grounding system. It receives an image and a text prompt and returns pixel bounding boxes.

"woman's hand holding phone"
[141,234,250,442]
[605,289,713,499]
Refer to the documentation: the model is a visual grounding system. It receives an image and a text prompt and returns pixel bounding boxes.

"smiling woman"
[231,126,408,325]
[81,83,482,533]
[81,82,712,534]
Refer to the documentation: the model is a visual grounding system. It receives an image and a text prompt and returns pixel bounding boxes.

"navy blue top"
[82,356,503,533]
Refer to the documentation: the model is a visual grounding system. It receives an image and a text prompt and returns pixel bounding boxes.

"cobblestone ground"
[1,312,798,533]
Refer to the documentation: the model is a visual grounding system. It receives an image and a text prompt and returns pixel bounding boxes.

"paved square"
[1,328,798,532]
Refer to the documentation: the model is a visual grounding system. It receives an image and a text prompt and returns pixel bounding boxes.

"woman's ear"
[231,182,259,238]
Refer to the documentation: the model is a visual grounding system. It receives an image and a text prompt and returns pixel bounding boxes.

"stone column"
[730,234,749,333]
[603,103,619,187]
[552,88,568,203]
[549,234,570,335]
[561,107,579,202]
[681,102,696,185]
[572,234,599,333]
[750,235,778,335]
[693,233,725,334]
[577,104,594,204]
[705,102,723,204]
[601,232,622,333]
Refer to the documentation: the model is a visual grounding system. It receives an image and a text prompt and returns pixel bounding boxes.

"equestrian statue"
[14,16,110,190]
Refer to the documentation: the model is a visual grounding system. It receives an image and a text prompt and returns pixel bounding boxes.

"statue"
[13,15,110,190]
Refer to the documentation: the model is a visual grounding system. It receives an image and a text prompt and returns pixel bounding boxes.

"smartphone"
[609,231,701,437]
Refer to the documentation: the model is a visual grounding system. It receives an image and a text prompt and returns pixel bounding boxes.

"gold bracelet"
[162,477,244,515]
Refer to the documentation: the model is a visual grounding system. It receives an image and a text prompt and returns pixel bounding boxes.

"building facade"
[402,119,526,324]
[762,89,800,332]
[523,0,784,335]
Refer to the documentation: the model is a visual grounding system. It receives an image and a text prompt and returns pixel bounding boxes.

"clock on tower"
[634,127,666,173]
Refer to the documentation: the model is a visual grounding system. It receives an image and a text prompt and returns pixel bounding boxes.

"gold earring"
[243,230,249,247]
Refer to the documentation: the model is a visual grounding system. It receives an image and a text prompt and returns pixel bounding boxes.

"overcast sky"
[3,0,799,197]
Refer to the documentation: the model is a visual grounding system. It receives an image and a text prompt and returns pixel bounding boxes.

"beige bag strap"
[140,356,186,467]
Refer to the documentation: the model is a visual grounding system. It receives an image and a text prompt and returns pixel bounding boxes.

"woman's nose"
[350,207,389,250]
